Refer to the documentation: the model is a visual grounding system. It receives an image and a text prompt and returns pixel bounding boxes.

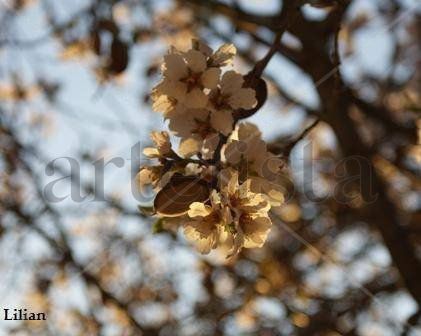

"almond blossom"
[137,166,174,192]
[184,191,228,254]
[218,168,272,255]
[223,123,285,206]
[139,40,284,257]
[152,41,236,113]
[143,131,173,158]
[136,166,162,191]
[207,71,257,135]
[167,108,220,158]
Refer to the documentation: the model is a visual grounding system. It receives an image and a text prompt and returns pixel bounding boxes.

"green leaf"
[152,218,165,234]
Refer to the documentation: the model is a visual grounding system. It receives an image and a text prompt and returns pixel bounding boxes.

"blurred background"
[0,0,420,335]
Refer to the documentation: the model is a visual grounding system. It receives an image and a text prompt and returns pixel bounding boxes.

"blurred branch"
[349,91,418,142]
[269,118,320,157]
[203,20,321,117]
[313,3,421,306]
[182,0,281,30]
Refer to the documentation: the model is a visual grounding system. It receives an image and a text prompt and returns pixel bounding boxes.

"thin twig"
[281,118,320,157]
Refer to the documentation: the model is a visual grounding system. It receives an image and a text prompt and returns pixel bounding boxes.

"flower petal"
[152,92,175,115]
[228,231,244,256]
[136,166,159,189]
[184,225,216,254]
[179,137,201,157]
[202,133,220,159]
[238,122,261,140]
[219,168,238,196]
[188,108,209,121]
[242,216,272,248]
[150,131,171,155]
[200,67,221,89]
[242,192,267,209]
[184,217,221,254]
[210,190,221,205]
[210,109,234,135]
[142,147,159,158]
[168,109,209,137]
[220,70,244,96]
[192,39,213,57]
[238,179,252,199]
[188,202,212,218]
[210,43,236,67]
[267,189,285,207]
[163,53,188,79]
[223,140,244,165]
[185,88,208,108]
[228,88,257,110]
[185,49,207,73]
[156,80,187,101]
[168,113,196,137]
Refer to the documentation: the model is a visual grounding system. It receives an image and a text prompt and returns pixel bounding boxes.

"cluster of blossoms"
[138,40,285,256]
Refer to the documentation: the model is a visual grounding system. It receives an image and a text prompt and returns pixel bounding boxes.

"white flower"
[141,41,281,256]
[223,123,285,206]
[192,39,237,68]
[152,40,237,114]
[208,43,237,67]
[154,47,220,110]
[143,131,172,158]
[249,176,285,207]
[136,166,174,192]
[223,123,266,172]
[206,71,257,135]
[184,191,228,254]
[167,108,220,159]
[136,166,161,190]
[192,39,213,57]
[218,168,272,255]
[210,71,257,111]
[151,89,180,116]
